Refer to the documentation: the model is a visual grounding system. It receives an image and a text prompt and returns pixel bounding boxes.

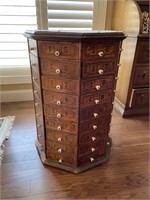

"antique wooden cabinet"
[25,30,126,173]
[112,0,149,117]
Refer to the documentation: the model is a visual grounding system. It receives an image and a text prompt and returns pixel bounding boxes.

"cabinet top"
[24,30,126,41]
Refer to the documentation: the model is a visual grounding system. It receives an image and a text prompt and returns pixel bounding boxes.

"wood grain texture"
[1,101,149,200]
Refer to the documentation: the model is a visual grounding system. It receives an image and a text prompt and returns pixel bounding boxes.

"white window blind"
[47,0,93,30]
[0,0,37,68]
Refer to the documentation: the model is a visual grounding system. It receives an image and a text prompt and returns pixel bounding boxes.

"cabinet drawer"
[28,38,37,56]
[38,41,80,60]
[46,129,77,144]
[82,42,119,61]
[129,88,149,108]
[43,91,78,108]
[80,90,113,108]
[80,102,113,121]
[45,118,78,134]
[82,61,117,78]
[41,60,80,78]
[80,115,111,133]
[79,127,109,144]
[78,136,107,157]
[81,76,114,94]
[136,40,149,64]
[44,105,78,122]
[42,76,79,95]
[133,66,149,87]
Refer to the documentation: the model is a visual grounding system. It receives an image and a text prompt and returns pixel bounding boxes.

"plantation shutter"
[0,0,37,68]
[47,0,94,30]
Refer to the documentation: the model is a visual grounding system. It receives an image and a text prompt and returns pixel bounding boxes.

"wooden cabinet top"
[24,30,126,41]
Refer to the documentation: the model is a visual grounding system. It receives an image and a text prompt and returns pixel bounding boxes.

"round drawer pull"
[107,142,110,145]
[93,113,98,118]
[93,125,97,130]
[55,51,60,56]
[95,100,99,104]
[90,157,95,162]
[56,69,61,74]
[58,159,63,163]
[56,85,61,90]
[34,90,38,93]
[98,51,104,57]
[112,102,115,105]
[58,149,62,153]
[57,113,61,118]
[35,103,39,106]
[98,69,104,74]
[92,137,96,141]
[37,124,41,127]
[57,126,61,131]
[32,77,37,81]
[57,137,62,142]
[115,77,119,80]
[96,85,101,90]
[56,101,61,105]
[91,148,95,152]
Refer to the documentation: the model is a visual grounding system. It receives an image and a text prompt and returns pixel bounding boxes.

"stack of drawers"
[25,31,126,173]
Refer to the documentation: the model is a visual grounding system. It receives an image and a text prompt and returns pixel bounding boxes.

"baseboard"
[114,97,125,116]
[0,89,33,103]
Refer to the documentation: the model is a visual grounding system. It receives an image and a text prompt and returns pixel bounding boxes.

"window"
[0,0,37,68]
[47,0,93,30]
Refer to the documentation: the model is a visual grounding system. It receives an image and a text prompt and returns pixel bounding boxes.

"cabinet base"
[35,137,112,173]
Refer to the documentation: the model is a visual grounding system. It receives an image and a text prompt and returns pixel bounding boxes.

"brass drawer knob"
[91,148,95,152]
[95,100,99,104]
[98,51,104,57]
[57,113,61,118]
[57,126,61,130]
[93,113,98,118]
[56,69,61,74]
[90,157,94,162]
[55,51,60,56]
[92,137,96,141]
[93,125,97,130]
[56,100,61,105]
[57,137,62,142]
[96,85,101,90]
[98,69,104,74]
[56,85,61,90]
[58,159,63,163]
[58,149,62,153]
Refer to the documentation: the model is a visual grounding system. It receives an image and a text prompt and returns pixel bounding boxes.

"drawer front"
[129,89,149,108]
[81,76,114,94]
[45,118,78,134]
[136,40,149,64]
[38,41,80,60]
[133,66,149,87]
[47,151,77,166]
[44,105,78,122]
[41,60,80,78]
[28,38,37,57]
[82,42,119,61]
[80,90,113,108]
[79,115,111,133]
[78,136,108,157]
[79,127,109,144]
[82,61,117,78]
[80,102,113,121]
[43,91,78,108]
[46,129,77,144]
[42,76,79,95]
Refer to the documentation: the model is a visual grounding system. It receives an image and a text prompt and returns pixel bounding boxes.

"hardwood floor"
[1,101,149,200]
